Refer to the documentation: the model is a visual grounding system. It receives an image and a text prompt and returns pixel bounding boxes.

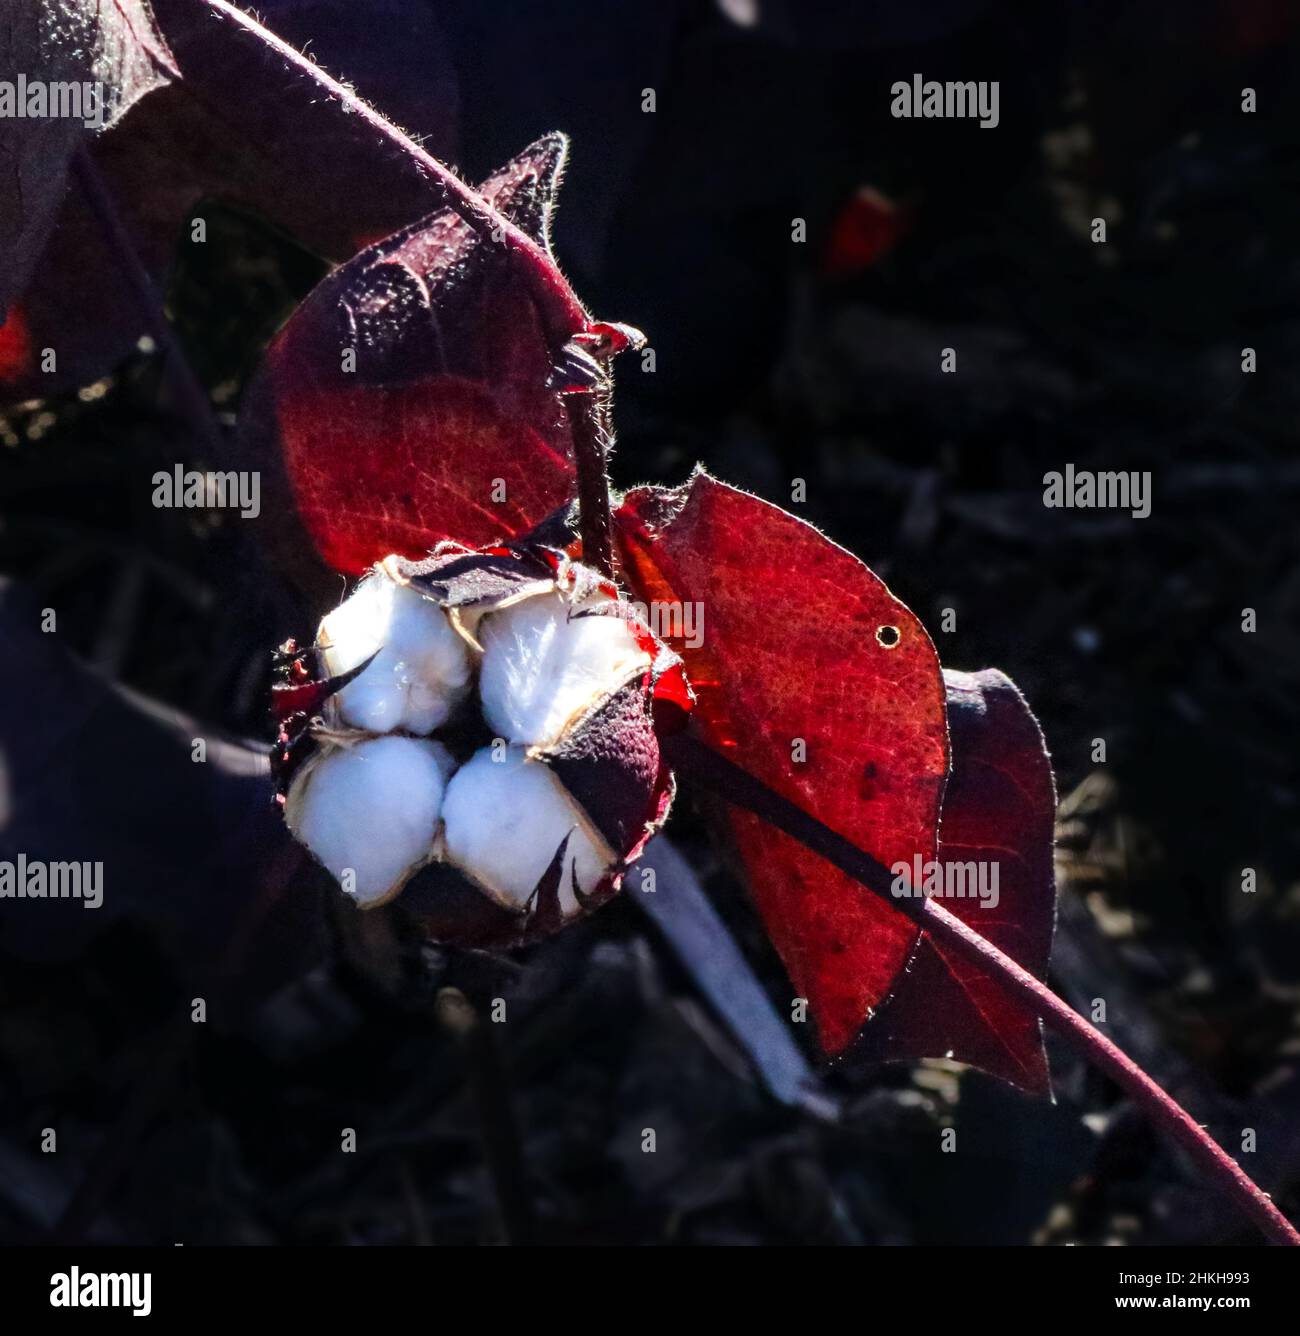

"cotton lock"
[317,570,472,734]
[285,734,452,906]
[478,589,650,748]
[441,747,613,913]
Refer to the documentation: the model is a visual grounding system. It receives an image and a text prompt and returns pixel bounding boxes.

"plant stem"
[72,149,224,460]
[201,0,587,339]
[72,146,301,626]
[568,390,616,579]
[664,732,1300,1246]
[435,987,534,1245]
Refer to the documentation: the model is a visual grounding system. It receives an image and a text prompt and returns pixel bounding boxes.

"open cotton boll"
[441,746,615,916]
[286,735,452,907]
[478,591,650,748]
[319,572,472,734]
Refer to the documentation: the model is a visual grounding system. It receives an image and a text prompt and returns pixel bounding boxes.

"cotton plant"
[214,16,1296,1243]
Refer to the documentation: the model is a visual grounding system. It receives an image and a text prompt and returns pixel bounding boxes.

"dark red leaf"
[0,0,176,325]
[854,668,1058,1093]
[239,135,587,589]
[615,470,948,1055]
[0,578,320,1001]
[3,0,460,399]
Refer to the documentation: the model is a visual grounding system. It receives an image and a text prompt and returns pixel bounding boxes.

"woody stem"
[569,390,616,580]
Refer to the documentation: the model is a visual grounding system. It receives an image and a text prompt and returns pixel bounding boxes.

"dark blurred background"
[1,0,1299,1244]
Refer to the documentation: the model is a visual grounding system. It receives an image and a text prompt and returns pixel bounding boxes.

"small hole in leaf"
[876,625,901,649]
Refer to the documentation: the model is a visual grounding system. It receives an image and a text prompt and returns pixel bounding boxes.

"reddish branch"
[201,0,588,344]
[922,897,1299,1248]
[665,733,1300,1247]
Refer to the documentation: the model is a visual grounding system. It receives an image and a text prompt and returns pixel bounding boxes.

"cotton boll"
[478,592,650,748]
[319,572,473,734]
[286,735,452,906]
[441,746,615,915]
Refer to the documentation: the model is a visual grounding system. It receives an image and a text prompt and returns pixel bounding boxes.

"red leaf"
[240,135,587,586]
[854,668,1058,1093]
[820,188,909,280]
[615,470,948,1055]
[0,305,33,385]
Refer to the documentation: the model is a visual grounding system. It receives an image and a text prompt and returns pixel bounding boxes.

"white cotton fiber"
[286,735,452,906]
[319,572,472,735]
[478,592,649,748]
[440,746,613,914]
